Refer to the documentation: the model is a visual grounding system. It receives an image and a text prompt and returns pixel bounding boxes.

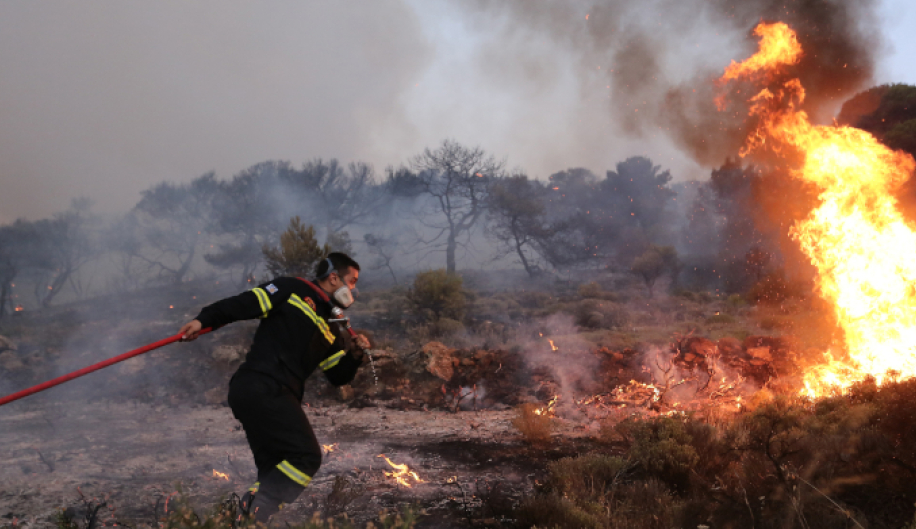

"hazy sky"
[1,0,913,224]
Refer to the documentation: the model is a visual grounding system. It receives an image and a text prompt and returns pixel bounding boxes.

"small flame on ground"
[14,305,24,312]
[534,395,559,416]
[377,454,425,488]
[547,338,559,351]
[212,469,229,481]
[322,443,338,453]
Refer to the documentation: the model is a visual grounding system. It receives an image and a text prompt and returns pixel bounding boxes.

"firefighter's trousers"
[228,369,322,522]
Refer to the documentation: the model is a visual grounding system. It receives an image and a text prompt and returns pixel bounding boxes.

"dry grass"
[512,403,554,445]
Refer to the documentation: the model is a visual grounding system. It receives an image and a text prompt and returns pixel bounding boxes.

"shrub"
[617,416,699,492]
[705,313,735,324]
[406,270,466,323]
[512,403,554,445]
[514,494,602,529]
[572,299,629,329]
[577,282,618,301]
[545,454,630,503]
[746,269,804,305]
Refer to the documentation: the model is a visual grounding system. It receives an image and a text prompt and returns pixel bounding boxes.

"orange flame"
[322,443,338,453]
[547,338,559,351]
[377,455,425,488]
[14,305,24,312]
[719,22,916,397]
[212,469,229,481]
[720,23,802,82]
[534,395,559,416]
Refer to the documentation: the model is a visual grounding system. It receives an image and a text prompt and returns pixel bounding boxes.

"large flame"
[719,22,916,397]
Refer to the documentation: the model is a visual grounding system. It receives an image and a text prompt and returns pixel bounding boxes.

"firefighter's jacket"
[194,276,361,399]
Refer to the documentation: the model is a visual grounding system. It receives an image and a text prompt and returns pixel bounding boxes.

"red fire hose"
[0,327,213,407]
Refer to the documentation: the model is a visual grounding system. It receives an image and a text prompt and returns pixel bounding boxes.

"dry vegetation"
[2,269,915,528]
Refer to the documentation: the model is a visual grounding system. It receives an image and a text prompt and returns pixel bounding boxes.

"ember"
[212,469,229,481]
[719,22,916,397]
[322,443,338,453]
[377,454,425,488]
[14,305,24,312]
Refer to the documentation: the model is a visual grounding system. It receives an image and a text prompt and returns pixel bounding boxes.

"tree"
[0,220,35,316]
[124,173,217,285]
[603,157,677,231]
[487,174,552,277]
[410,140,504,274]
[631,245,678,297]
[280,158,386,238]
[840,84,916,156]
[205,162,287,286]
[262,217,330,278]
[364,233,400,284]
[26,200,98,307]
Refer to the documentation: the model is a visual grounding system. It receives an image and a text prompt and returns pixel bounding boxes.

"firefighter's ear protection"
[319,258,358,309]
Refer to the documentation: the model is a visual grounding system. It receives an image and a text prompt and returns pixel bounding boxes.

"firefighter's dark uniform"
[193,276,362,520]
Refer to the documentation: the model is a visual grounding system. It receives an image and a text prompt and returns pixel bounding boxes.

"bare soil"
[1,397,605,528]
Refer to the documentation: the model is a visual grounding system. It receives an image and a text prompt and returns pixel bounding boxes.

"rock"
[338,385,355,401]
[0,351,24,371]
[0,335,16,352]
[204,386,226,405]
[423,341,455,381]
[212,345,246,364]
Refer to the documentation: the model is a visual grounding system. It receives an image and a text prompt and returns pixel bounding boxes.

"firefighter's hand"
[354,334,371,350]
[179,320,203,341]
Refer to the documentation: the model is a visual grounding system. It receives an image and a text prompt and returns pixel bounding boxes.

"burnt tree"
[410,140,504,274]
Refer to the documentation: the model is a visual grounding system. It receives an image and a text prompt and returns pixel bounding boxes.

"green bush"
[617,416,699,492]
[406,269,466,323]
[572,299,629,329]
[545,454,630,503]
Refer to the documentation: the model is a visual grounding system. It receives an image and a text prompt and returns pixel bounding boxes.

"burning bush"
[511,403,554,445]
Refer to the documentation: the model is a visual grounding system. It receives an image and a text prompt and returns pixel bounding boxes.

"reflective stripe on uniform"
[276,460,312,486]
[248,481,260,492]
[251,288,272,318]
[287,294,335,343]
[319,350,346,371]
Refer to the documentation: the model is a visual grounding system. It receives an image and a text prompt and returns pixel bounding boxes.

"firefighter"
[178,252,370,523]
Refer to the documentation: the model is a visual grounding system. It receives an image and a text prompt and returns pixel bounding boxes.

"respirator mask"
[320,258,359,309]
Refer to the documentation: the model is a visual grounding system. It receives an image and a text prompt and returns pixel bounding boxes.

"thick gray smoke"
[447,0,882,166]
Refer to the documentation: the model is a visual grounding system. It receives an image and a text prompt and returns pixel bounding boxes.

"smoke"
[446,0,882,167]
[0,1,431,223]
